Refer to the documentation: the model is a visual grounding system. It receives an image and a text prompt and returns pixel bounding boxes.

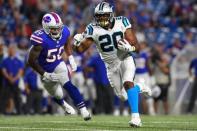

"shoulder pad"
[115,16,131,27]
[121,16,131,28]
[30,30,44,44]
[62,25,70,37]
[85,24,94,36]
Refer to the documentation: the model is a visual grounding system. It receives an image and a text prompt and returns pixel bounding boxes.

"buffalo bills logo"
[43,16,51,23]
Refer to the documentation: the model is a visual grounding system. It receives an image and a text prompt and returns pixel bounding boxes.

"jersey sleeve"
[121,16,132,32]
[83,24,95,40]
[30,30,44,46]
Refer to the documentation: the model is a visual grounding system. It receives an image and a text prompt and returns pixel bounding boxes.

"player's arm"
[73,35,94,53]
[118,17,139,53]
[64,37,73,56]
[28,45,45,76]
[124,28,139,52]
[64,37,78,71]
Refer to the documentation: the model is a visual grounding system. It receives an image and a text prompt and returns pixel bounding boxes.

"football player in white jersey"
[73,2,151,127]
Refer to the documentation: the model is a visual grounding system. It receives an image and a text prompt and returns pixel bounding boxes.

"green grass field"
[0,115,196,131]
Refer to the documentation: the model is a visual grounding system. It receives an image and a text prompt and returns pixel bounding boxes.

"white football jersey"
[84,16,132,67]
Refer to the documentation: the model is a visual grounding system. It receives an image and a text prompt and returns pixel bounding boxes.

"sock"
[124,100,129,107]
[126,85,140,113]
[63,81,85,109]
[53,97,64,106]
[114,95,120,108]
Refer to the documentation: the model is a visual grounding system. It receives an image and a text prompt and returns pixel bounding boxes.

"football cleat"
[80,107,91,121]
[63,102,76,115]
[137,79,152,97]
[129,116,142,127]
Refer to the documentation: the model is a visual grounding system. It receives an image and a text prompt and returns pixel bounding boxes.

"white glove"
[43,72,59,82]
[73,33,83,46]
[117,39,135,52]
[68,55,77,71]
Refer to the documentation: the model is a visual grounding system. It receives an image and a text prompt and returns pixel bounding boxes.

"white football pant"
[107,56,136,101]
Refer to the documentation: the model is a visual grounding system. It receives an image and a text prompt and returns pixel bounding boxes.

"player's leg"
[54,62,91,120]
[121,56,142,127]
[43,82,76,115]
[135,74,155,115]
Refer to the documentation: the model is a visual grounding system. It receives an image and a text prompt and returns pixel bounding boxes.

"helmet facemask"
[94,12,113,28]
[48,25,62,39]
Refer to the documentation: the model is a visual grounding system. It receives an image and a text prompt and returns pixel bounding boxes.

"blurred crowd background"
[0,0,196,116]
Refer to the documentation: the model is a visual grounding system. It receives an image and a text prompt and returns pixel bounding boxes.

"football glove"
[73,33,83,46]
[43,72,59,82]
[68,55,77,71]
[117,39,135,52]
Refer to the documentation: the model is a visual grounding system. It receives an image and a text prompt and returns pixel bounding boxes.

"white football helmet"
[94,2,114,28]
[42,12,63,39]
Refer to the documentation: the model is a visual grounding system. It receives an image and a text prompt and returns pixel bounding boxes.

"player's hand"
[43,72,59,82]
[68,55,77,71]
[117,39,135,52]
[73,33,83,46]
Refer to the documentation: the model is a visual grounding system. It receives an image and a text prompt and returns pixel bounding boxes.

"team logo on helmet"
[43,16,51,23]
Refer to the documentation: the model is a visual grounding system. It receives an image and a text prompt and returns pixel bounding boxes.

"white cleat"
[80,107,91,121]
[129,116,142,127]
[63,102,76,115]
[137,79,152,97]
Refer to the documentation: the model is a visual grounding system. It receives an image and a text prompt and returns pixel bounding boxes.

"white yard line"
[0,127,133,131]
[145,121,195,124]
[0,127,83,131]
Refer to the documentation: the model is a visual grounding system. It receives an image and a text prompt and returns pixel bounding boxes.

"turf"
[0,115,196,131]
